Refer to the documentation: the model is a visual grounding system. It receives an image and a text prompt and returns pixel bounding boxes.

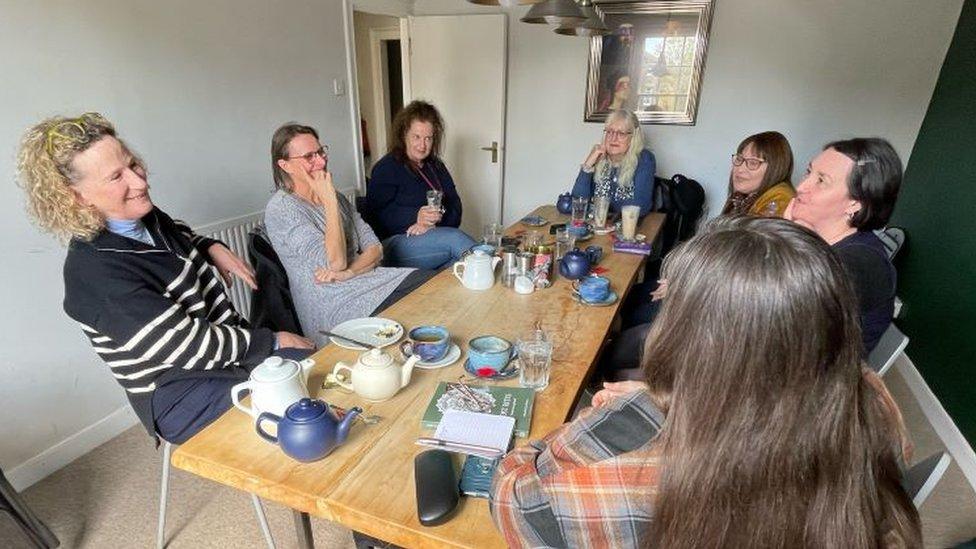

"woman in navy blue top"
[786,137,902,354]
[572,110,656,217]
[365,101,476,269]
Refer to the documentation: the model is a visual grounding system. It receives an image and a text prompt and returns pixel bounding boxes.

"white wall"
[412,0,964,223]
[0,0,356,489]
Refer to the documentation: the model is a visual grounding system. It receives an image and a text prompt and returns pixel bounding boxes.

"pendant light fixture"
[554,0,610,37]
[468,0,546,5]
[520,0,585,25]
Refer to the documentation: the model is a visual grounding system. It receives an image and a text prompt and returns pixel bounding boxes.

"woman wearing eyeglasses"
[264,123,433,344]
[721,131,795,217]
[365,100,476,270]
[572,110,656,216]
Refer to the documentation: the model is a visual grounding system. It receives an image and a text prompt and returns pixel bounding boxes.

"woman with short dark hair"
[491,217,921,548]
[786,137,902,353]
[721,131,795,217]
[365,100,476,269]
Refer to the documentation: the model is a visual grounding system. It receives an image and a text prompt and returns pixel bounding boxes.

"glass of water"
[518,331,552,391]
[571,196,589,227]
[592,195,610,228]
[483,222,503,248]
[426,189,444,212]
[554,227,576,261]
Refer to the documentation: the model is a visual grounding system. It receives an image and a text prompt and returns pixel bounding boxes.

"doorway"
[352,10,404,179]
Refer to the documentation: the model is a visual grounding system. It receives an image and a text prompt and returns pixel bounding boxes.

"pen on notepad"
[416,437,505,458]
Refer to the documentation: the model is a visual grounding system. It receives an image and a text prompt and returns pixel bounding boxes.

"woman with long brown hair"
[490,216,920,548]
[721,130,795,217]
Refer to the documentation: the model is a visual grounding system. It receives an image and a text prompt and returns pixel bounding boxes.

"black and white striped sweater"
[63,207,274,438]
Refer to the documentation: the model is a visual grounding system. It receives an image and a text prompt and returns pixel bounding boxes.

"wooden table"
[172,205,664,548]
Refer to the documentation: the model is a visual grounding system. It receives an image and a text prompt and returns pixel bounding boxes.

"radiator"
[192,187,359,321]
[195,211,264,320]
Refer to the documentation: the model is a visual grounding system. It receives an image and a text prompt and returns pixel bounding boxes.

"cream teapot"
[452,250,501,290]
[331,348,421,401]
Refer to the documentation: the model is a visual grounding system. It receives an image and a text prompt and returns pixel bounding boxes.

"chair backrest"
[875,226,906,260]
[867,323,909,376]
[247,226,304,336]
[656,174,706,256]
[903,451,952,508]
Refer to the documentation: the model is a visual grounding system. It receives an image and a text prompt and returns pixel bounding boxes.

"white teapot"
[231,356,315,418]
[331,348,421,401]
[452,250,502,290]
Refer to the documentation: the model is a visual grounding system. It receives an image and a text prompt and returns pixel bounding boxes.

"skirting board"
[895,353,976,492]
[6,405,138,492]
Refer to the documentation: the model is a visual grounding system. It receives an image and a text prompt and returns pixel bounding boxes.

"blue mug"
[472,244,496,256]
[576,275,611,303]
[402,325,450,362]
[467,335,513,374]
[585,245,603,265]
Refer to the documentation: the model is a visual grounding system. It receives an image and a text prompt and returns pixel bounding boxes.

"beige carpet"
[8,367,976,548]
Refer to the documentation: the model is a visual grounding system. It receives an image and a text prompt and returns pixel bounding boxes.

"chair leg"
[156,441,173,549]
[250,494,276,549]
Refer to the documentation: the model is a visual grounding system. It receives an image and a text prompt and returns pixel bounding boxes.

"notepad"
[416,410,515,459]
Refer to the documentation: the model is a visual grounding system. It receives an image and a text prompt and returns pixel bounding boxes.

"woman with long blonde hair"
[572,109,656,216]
[491,216,920,548]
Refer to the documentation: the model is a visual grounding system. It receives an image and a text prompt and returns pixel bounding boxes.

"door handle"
[480,141,499,163]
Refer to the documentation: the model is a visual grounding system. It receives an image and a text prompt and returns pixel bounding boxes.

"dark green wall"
[893,0,976,445]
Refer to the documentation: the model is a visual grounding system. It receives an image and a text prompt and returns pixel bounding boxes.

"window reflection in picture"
[585,1,715,125]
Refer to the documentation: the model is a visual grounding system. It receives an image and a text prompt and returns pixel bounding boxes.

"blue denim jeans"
[382,227,476,270]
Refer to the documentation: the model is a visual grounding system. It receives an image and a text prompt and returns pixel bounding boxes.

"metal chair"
[0,468,59,548]
[875,226,906,260]
[157,441,275,549]
[867,324,909,376]
[903,451,952,508]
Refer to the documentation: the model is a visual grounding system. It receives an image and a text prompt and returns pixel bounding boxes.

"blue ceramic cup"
[403,325,450,362]
[585,245,603,265]
[471,244,496,256]
[467,335,513,374]
[577,275,611,303]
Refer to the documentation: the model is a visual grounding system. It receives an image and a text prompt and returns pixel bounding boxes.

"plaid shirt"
[490,390,664,548]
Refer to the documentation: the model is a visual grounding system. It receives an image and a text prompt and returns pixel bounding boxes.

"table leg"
[292,510,314,549]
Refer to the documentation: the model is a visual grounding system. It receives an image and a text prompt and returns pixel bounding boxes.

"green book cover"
[420,382,536,438]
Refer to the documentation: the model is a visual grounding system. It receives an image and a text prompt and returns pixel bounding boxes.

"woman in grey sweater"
[265,123,433,345]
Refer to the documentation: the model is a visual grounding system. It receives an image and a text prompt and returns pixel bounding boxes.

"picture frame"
[584,0,716,125]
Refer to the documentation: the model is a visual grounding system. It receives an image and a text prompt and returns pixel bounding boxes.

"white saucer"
[414,343,463,370]
[329,317,403,350]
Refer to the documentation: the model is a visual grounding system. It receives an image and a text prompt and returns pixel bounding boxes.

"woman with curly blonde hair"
[17,113,311,444]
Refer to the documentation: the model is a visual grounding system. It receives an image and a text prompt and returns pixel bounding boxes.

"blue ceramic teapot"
[256,398,361,462]
[559,248,591,280]
[556,193,573,215]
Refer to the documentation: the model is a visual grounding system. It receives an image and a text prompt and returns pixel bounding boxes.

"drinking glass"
[523,230,542,250]
[483,223,503,248]
[620,205,640,240]
[592,195,610,228]
[426,190,444,212]
[518,329,552,391]
[571,196,589,227]
[554,227,576,260]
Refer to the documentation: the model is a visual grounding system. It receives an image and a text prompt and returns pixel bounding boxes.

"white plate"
[329,317,404,350]
[413,343,463,370]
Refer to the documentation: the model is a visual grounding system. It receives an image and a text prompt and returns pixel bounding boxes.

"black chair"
[247,226,304,336]
[0,468,59,548]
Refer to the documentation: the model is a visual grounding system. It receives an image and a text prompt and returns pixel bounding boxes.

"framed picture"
[585,0,716,125]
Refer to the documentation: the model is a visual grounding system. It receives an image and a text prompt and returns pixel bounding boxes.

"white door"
[408,14,507,238]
